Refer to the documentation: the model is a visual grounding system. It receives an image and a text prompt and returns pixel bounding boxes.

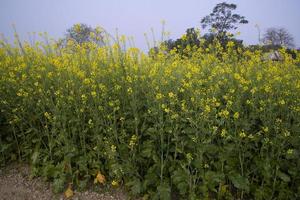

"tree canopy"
[262,27,295,48]
[201,2,248,37]
[64,23,105,46]
[163,28,200,50]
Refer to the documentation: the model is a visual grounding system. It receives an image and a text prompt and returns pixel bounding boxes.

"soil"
[0,163,128,200]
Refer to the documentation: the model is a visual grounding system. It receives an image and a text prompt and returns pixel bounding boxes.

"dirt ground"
[0,163,128,200]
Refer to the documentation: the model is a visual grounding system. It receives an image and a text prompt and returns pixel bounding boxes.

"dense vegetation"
[0,36,300,199]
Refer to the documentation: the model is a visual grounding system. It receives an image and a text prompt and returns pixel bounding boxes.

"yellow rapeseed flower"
[233,112,239,119]
[94,171,106,184]
[287,149,294,155]
[64,184,73,198]
[156,93,163,100]
[111,144,116,152]
[168,92,175,98]
[279,99,285,105]
[262,126,269,133]
[129,134,138,150]
[221,129,227,137]
[239,130,246,138]
[205,105,211,113]
[91,91,97,97]
[111,180,119,187]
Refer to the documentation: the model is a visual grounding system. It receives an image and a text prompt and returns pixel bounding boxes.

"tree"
[65,23,104,46]
[155,27,244,58]
[262,27,295,48]
[156,28,201,57]
[163,28,200,51]
[201,2,248,38]
[201,33,243,50]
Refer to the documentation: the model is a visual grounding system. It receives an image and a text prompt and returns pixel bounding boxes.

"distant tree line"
[156,2,247,57]
[158,2,298,59]
[60,2,298,58]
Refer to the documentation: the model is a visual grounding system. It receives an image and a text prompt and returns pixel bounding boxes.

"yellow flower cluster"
[0,33,299,198]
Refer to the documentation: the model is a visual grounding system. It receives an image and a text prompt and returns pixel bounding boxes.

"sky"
[1,0,300,50]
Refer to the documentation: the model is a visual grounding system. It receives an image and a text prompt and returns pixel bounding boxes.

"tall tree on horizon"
[262,27,295,48]
[65,23,105,46]
[201,2,248,39]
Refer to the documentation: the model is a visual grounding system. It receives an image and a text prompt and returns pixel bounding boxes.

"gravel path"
[0,163,127,200]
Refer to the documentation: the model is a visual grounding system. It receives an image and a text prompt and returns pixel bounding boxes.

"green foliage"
[163,28,200,53]
[59,23,105,47]
[201,2,248,39]
[0,35,300,199]
[158,28,244,58]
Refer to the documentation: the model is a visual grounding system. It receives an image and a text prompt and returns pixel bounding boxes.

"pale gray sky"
[1,0,299,49]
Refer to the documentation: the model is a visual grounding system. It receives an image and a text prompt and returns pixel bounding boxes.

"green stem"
[12,126,21,161]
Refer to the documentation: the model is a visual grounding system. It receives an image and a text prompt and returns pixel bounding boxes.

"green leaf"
[126,178,142,195]
[172,169,189,195]
[157,182,171,200]
[277,170,291,182]
[42,164,60,179]
[229,173,250,192]
[141,147,153,158]
[77,178,89,191]
[141,141,155,158]
[0,143,11,152]
[146,127,156,134]
[205,171,224,183]
[177,182,189,195]
[31,151,39,165]
[53,177,66,193]
[192,157,203,169]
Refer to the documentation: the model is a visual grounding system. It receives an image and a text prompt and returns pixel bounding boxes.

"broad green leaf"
[277,170,291,182]
[126,178,142,195]
[229,173,250,192]
[157,182,171,200]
